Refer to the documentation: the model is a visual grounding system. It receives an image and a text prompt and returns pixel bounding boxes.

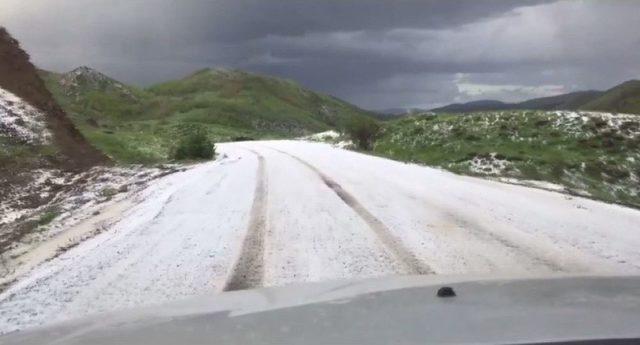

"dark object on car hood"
[2,274,640,344]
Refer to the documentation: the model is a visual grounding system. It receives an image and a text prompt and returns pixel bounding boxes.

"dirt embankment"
[0,27,108,170]
[0,27,110,252]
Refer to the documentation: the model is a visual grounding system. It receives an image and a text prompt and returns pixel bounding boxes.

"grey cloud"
[1,0,639,109]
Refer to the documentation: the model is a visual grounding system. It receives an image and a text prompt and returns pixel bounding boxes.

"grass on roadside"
[374,110,640,208]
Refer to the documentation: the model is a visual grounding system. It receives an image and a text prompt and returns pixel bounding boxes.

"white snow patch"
[334,140,355,149]
[301,130,353,149]
[301,130,340,142]
[499,178,567,193]
[468,153,511,175]
[0,165,184,270]
[0,87,51,144]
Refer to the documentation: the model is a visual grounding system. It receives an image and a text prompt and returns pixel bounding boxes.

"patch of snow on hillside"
[469,153,512,175]
[0,87,51,144]
[550,111,640,139]
[300,130,354,149]
[303,130,340,141]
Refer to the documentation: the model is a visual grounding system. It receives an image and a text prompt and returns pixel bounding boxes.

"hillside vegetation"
[518,90,604,111]
[375,111,640,207]
[40,67,374,163]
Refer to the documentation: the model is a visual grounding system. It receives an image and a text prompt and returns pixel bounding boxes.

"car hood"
[2,274,640,344]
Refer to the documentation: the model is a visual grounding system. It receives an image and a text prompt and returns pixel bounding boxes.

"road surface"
[2,140,640,333]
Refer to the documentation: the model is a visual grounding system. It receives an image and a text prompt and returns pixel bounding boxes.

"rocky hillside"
[375,110,640,208]
[40,67,375,163]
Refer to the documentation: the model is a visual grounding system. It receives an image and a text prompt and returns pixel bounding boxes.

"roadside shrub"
[534,119,550,127]
[343,117,381,150]
[37,209,59,226]
[230,136,255,142]
[172,129,215,160]
[549,161,566,180]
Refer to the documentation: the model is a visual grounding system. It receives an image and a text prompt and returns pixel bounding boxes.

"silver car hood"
[2,274,640,344]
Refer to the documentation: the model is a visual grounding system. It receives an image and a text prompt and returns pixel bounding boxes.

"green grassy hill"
[40,67,374,163]
[149,68,370,132]
[39,67,151,125]
[580,80,640,114]
[374,111,640,207]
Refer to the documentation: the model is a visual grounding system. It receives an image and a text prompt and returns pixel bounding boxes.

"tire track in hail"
[401,189,568,272]
[222,149,268,291]
[265,146,433,275]
[444,210,567,272]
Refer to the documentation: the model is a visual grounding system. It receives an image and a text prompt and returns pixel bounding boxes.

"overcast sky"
[1,0,639,110]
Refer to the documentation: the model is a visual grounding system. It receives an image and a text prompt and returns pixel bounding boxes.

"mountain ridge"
[430,82,640,114]
[431,100,511,113]
[40,65,376,162]
[579,80,640,114]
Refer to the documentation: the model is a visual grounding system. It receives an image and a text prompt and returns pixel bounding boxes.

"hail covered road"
[2,140,640,333]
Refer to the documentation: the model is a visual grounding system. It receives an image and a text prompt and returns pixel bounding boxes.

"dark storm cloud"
[180,0,550,41]
[1,0,639,109]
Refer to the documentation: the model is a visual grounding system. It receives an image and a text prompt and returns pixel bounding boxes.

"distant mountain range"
[430,81,640,114]
[372,107,429,120]
[430,99,514,113]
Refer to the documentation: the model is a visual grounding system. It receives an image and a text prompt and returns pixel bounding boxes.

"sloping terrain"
[149,68,371,132]
[2,140,640,333]
[0,27,107,199]
[0,28,106,170]
[375,110,640,207]
[41,67,375,163]
[0,88,51,146]
[38,67,150,124]
[518,90,604,111]
[580,80,640,114]
[0,28,110,255]
[38,68,163,163]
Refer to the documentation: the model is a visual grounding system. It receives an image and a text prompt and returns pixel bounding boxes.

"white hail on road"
[1,140,640,333]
